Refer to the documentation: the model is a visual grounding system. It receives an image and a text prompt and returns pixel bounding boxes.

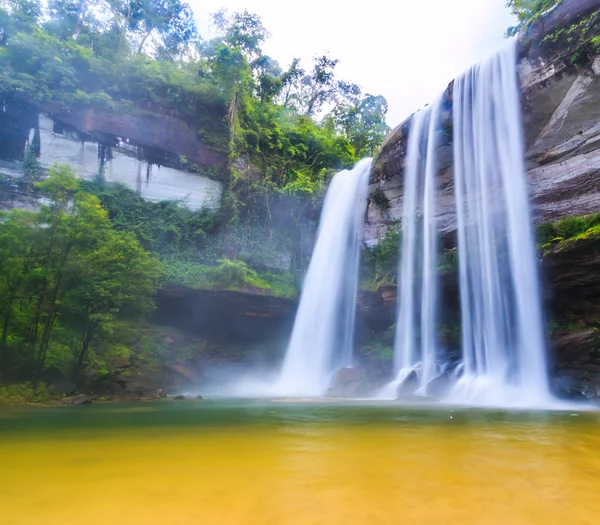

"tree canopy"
[505,0,561,36]
[0,1,392,387]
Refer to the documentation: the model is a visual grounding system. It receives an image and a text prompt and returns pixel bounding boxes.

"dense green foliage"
[0,0,390,297]
[361,227,401,290]
[0,164,161,383]
[0,1,393,395]
[0,381,54,404]
[537,212,600,250]
[540,10,600,66]
[506,0,561,36]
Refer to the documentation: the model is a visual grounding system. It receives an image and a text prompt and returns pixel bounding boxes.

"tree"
[209,43,253,128]
[291,55,361,117]
[279,58,304,109]
[505,0,560,36]
[0,0,43,41]
[23,142,42,180]
[0,209,36,378]
[0,163,161,381]
[122,0,197,55]
[332,94,390,157]
[64,229,160,371]
[46,0,111,40]
[251,55,283,103]
[212,8,269,59]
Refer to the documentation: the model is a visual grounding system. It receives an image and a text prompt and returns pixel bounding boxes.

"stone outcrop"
[355,236,600,397]
[366,0,600,246]
[45,105,226,169]
[542,237,600,396]
[0,101,227,212]
[155,288,297,344]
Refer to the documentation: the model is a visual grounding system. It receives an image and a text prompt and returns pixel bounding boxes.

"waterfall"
[450,39,549,404]
[392,99,443,394]
[274,159,372,397]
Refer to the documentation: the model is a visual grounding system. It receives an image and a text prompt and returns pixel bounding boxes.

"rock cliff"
[0,100,226,212]
[366,0,600,397]
[367,0,600,245]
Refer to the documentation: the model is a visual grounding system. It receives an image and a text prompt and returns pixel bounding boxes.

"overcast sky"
[189,0,516,126]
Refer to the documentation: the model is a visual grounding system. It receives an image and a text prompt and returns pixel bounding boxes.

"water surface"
[1,400,599,525]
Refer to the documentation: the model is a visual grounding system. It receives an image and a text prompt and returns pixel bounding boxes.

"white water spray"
[273,159,372,397]
[392,99,443,393]
[450,39,549,405]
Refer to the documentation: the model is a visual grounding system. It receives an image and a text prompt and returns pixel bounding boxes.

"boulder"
[328,367,367,397]
[396,370,419,398]
[426,374,451,398]
[48,380,76,397]
[155,389,167,399]
[65,394,92,405]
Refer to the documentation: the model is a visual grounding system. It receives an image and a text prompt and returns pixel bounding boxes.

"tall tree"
[251,55,283,103]
[64,229,160,371]
[331,94,390,157]
[292,55,361,117]
[0,0,42,41]
[278,58,304,109]
[122,0,197,55]
[46,0,111,40]
[212,8,269,59]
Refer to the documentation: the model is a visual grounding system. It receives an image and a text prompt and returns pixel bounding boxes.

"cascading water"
[390,98,443,395]
[273,158,372,397]
[450,39,549,405]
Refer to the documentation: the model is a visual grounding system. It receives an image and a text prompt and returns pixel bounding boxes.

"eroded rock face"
[154,288,297,344]
[366,0,600,246]
[36,115,223,211]
[46,106,226,169]
[542,237,600,396]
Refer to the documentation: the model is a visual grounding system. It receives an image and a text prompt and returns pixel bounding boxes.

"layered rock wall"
[0,104,226,212]
[366,0,600,246]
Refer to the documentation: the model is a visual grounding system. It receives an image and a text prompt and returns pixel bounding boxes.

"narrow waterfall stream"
[274,159,372,396]
[450,39,549,405]
[392,99,443,393]
[386,40,550,406]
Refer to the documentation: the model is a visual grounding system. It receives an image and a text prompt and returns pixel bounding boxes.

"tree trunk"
[0,301,14,381]
[137,29,154,54]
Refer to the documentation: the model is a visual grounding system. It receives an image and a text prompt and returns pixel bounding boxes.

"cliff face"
[0,101,226,212]
[542,237,600,396]
[365,0,600,397]
[367,0,600,246]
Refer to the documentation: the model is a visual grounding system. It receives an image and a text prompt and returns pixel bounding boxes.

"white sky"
[189,0,516,126]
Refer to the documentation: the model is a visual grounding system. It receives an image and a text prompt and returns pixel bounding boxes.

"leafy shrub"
[439,250,458,271]
[369,187,390,212]
[361,226,401,290]
[536,212,600,247]
[0,382,54,405]
[207,259,270,290]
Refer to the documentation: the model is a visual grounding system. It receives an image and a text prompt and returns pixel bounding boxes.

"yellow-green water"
[1,400,600,525]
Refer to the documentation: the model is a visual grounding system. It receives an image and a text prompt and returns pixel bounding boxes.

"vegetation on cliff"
[0,1,392,392]
[537,212,600,247]
[0,164,160,385]
[0,0,390,293]
[506,0,562,36]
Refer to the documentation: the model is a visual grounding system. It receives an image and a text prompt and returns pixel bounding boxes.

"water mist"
[273,159,372,397]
